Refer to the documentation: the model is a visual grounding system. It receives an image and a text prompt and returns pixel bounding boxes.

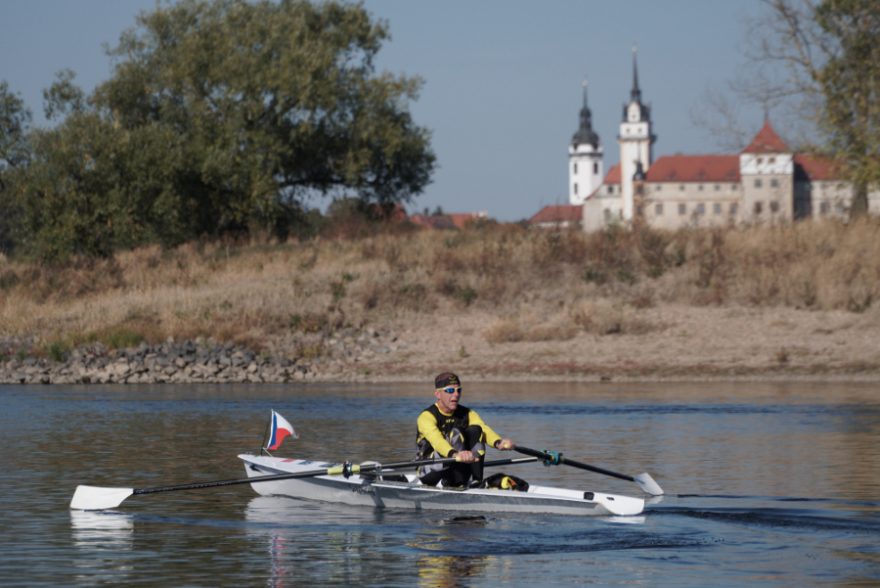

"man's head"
[434,371,462,412]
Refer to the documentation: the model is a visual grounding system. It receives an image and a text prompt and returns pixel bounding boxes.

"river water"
[1,381,879,586]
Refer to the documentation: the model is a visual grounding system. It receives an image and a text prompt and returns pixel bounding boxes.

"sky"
[0,0,771,222]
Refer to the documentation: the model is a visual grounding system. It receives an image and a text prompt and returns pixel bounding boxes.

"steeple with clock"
[618,46,656,220]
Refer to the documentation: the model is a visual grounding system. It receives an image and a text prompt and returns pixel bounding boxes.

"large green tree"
[744,0,880,217]
[92,0,435,240]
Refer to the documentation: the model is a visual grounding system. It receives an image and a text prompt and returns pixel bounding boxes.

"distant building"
[572,49,880,232]
[529,204,583,229]
[409,211,488,230]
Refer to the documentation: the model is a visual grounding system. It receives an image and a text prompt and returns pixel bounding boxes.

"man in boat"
[416,372,515,487]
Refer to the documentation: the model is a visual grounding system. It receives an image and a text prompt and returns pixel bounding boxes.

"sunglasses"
[440,386,462,395]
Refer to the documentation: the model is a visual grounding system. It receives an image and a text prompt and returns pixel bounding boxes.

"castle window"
[655,184,663,192]
[714,184,720,191]
[679,184,685,191]
[678,203,687,216]
[593,162,599,174]
[730,202,738,215]
[732,184,738,190]
[713,203,722,215]
[574,183,578,195]
[754,201,763,214]
[770,178,779,188]
[696,203,706,215]
[754,178,763,188]
[608,186,614,194]
[655,203,664,215]
[770,201,780,213]
[698,184,704,191]
[768,157,776,164]
[820,201,830,215]
[573,163,578,174]
[757,157,763,164]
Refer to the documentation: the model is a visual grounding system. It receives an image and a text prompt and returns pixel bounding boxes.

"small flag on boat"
[266,410,298,451]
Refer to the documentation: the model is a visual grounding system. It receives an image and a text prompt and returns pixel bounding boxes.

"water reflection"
[413,516,491,588]
[70,510,134,583]
[245,496,405,587]
[70,510,133,549]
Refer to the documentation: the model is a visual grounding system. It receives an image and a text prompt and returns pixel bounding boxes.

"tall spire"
[630,45,642,102]
[572,78,600,148]
[583,78,589,110]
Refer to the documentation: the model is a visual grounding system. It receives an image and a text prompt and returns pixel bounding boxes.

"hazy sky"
[0,0,769,221]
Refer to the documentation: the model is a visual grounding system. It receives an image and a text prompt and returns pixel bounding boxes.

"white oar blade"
[70,485,134,511]
[593,493,644,516]
[633,473,664,496]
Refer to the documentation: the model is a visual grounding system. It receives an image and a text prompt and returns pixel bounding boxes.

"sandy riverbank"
[358,302,880,382]
[4,302,878,385]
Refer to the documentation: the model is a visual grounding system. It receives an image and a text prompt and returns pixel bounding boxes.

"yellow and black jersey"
[416,403,501,458]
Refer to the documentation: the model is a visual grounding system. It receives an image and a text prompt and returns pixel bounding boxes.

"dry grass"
[1,219,879,353]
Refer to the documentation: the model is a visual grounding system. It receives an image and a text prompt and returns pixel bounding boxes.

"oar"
[515,446,664,496]
[70,455,541,511]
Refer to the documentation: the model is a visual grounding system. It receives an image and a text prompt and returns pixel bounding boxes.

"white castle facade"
[564,51,880,232]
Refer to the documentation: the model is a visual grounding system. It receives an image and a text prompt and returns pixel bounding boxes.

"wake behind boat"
[239,454,645,517]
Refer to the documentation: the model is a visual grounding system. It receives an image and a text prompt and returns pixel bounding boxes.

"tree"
[742,0,880,217]
[91,0,435,240]
[0,81,32,253]
[0,81,32,181]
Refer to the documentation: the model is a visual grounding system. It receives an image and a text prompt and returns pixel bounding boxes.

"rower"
[416,372,515,487]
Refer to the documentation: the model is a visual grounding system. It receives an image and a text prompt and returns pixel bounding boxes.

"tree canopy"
[1,0,435,260]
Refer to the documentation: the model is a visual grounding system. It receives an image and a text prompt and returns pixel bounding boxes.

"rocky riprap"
[0,329,404,384]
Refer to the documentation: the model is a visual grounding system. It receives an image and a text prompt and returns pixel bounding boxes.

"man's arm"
[467,408,514,449]
[417,410,456,457]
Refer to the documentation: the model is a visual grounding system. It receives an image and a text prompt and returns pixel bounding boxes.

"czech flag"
[266,410,298,451]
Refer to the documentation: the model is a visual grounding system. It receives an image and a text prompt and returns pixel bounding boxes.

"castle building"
[564,50,880,232]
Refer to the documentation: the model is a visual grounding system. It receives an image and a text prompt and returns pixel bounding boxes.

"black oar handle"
[515,446,635,483]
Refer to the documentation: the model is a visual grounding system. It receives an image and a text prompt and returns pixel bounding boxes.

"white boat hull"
[239,454,644,516]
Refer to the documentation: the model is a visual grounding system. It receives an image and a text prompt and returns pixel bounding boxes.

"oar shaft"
[133,456,459,497]
[515,446,634,482]
[559,457,634,483]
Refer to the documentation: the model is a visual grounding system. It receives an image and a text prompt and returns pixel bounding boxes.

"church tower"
[618,47,656,221]
[568,80,603,205]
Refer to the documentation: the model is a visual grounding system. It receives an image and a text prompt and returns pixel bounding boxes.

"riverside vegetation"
[2,219,880,384]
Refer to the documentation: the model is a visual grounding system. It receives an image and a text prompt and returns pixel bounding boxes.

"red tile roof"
[448,212,485,229]
[529,204,582,224]
[645,155,740,183]
[408,211,488,230]
[604,164,621,185]
[743,119,790,153]
[409,214,457,230]
[794,154,840,181]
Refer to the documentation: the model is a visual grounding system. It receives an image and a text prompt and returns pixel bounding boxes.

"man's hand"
[495,439,515,451]
[454,450,476,463]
